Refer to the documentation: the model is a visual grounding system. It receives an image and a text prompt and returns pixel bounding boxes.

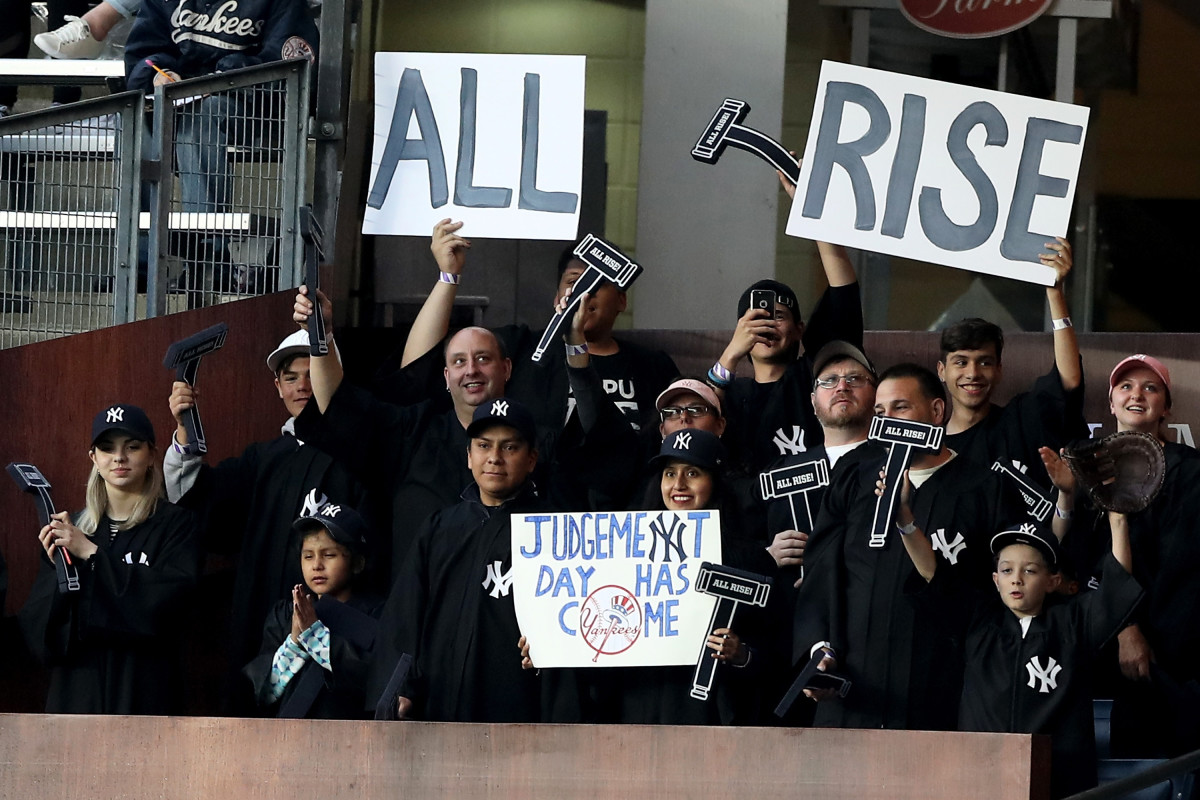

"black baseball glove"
[1062,431,1166,514]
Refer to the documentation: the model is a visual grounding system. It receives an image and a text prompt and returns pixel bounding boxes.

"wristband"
[896,520,917,535]
[710,362,732,383]
[564,342,589,357]
[1055,505,1073,521]
[438,271,461,285]
[1051,317,1072,330]
[706,369,729,389]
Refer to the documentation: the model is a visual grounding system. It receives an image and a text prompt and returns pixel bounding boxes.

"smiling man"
[294,283,636,581]
[791,362,1018,731]
[937,238,1087,506]
[385,220,678,437]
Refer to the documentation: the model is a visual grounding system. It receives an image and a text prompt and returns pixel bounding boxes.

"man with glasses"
[792,363,1018,731]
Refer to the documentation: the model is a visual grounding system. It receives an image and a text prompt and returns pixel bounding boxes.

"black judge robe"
[793,448,1016,730]
[19,502,200,714]
[916,554,1141,798]
[174,432,371,712]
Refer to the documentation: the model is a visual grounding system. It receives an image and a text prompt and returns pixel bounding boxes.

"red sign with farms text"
[899,0,1053,39]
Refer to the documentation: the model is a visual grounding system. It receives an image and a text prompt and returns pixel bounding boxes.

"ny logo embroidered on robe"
[930,529,967,565]
[482,561,514,598]
[1025,656,1062,693]
[772,426,807,455]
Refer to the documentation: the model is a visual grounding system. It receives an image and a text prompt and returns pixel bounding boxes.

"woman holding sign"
[607,429,762,725]
[19,404,200,714]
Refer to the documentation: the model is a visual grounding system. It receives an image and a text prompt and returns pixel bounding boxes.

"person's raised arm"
[293,286,341,413]
[778,166,856,288]
[1039,445,1076,542]
[877,468,938,582]
[1042,237,1082,392]
[401,219,470,368]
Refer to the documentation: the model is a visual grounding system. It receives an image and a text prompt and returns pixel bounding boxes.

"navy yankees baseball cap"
[294,502,370,556]
[650,429,726,473]
[466,397,538,445]
[737,279,800,324]
[990,522,1059,570]
[91,404,156,447]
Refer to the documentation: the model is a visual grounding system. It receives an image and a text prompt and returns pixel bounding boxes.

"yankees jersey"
[723,283,864,476]
[124,0,318,92]
[945,363,1087,515]
[19,503,201,714]
[793,448,1015,730]
[923,554,1141,798]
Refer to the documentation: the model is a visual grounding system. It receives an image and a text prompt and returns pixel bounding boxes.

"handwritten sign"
[511,510,723,668]
[364,52,585,240]
[787,61,1089,286]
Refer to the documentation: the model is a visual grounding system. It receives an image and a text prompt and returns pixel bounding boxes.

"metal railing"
[0,58,310,349]
[0,92,142,349]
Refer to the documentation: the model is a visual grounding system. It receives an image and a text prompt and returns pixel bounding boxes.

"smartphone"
[749,288,776,314]
[805,671,852,698]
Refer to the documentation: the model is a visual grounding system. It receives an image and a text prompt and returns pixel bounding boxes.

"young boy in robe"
[244,503,381,719]
[899,513,1142,798]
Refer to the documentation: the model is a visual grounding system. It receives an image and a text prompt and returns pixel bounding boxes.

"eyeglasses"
[814,373,871,390]
[659,405,714,421]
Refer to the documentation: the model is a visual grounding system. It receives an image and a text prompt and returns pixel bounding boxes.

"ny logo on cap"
[321,504,342,517]
[106,407,124,423]
[674,432,692,450]
[491,400,510,417]
[301,488,328,518]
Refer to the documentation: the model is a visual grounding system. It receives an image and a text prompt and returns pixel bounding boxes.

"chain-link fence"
[146,59,308,313]
[0,92,142,349]
[0,59,309,349]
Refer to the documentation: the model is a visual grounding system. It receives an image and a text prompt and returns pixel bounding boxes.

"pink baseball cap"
[1109,354,1172,404]
[656,378,723,416]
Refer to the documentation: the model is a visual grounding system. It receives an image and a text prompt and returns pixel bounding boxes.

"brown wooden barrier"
[0,714,1051,799]
[0,292,297,619]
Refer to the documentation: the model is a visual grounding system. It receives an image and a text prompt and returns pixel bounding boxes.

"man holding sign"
[936,243,1088,512]
[792,363,1017,730]
[372,398,553,722]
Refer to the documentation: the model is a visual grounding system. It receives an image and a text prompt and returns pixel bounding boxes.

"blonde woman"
[19,404,199,714]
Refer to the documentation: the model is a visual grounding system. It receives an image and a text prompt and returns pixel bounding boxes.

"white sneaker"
[35,16,105,59]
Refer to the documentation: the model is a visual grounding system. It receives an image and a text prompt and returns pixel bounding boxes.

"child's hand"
[706,628,748,666]
[290,585,318,642]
